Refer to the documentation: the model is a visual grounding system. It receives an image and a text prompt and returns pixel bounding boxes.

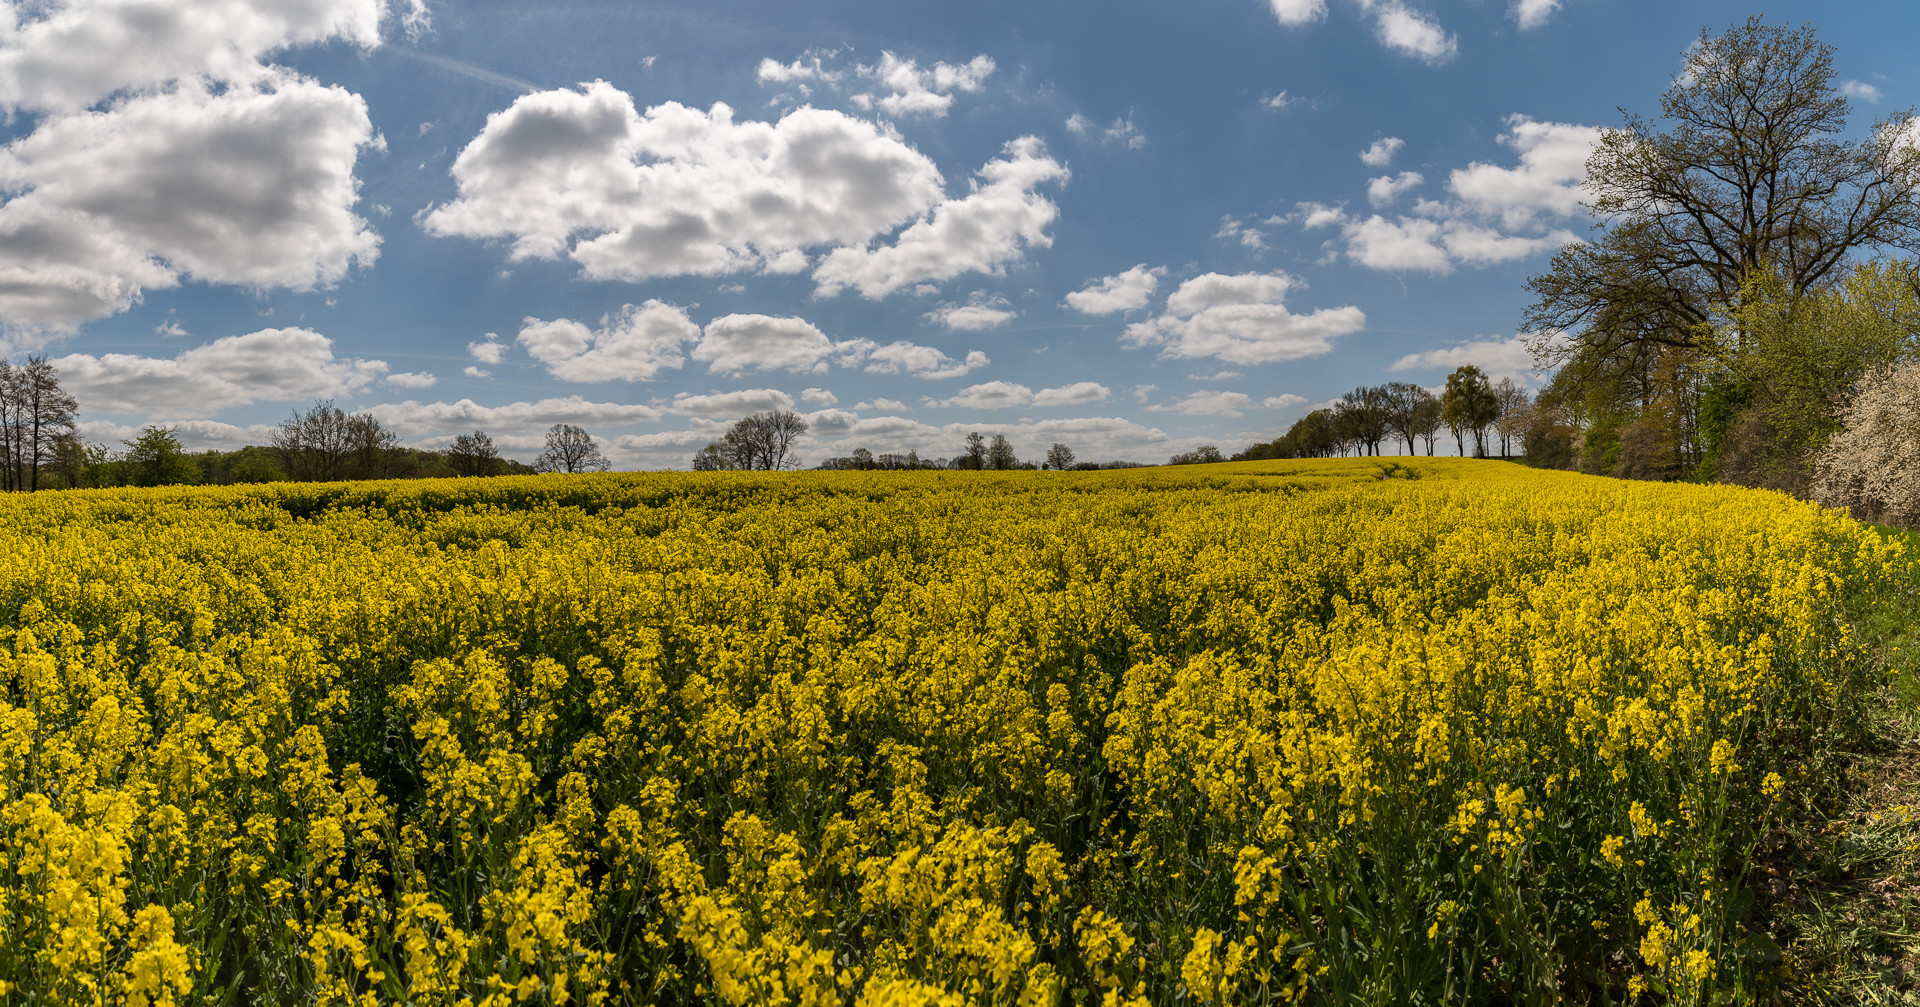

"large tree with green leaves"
[1526,17,1920,394]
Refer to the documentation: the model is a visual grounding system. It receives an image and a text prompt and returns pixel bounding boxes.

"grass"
[1762,524,1920,1004]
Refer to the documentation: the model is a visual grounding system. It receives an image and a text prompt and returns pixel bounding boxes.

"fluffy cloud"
[812,137,1068,298]
[1188,370,1243,381]
[1843,80,1883,103]
[1265,393,1308,409]
[517,300,700,382]
[926,380,1110,410]
[0,76,382,327]
[1366,0,1455,63]
[364,396,664,440]
[1274,0,1454,64]
[1066,264,1164,315]
[853,52,994,119]
[0,0,385,113]
[422,84,944,282]
[1268,0,1328,27]
[386,371,437,388]
[693,314,838,374]
[52,327,387,417]
[1035,381,1111,406]
[1367,170,1423,207]
[857,342,989,379]
[1149,390,1252,417]
[1359,136,1403,167]
[1122,272,1367,365]
[756,50,843,85]
[1313,115,1595,274]
[926,292,1017,331]
[801,387,837,406]
[425,83,1063,299]
[1447,115,1600,229]
[1388,334,1539,377]
[469,334,507,364]
[1513,0,1561,30]
[0,0,390,329]
[667,388,796,417]
[1297,202,1348,229]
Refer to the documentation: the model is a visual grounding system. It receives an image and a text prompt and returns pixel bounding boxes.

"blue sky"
[2,0,1915,467]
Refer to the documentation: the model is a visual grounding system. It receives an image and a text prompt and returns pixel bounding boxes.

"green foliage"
[122,426,201,487]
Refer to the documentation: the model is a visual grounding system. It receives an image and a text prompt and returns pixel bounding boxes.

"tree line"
[692,411,1154,472]
[1236,368,1536,462]
[0,381,622,489]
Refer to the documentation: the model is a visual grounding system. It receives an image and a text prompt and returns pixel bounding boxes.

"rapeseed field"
[0,458,1891,1005]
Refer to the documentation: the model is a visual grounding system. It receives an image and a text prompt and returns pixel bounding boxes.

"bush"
[1812,359,1920,526]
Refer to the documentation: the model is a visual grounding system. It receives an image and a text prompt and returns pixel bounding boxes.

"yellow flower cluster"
[0,458,1889,1003]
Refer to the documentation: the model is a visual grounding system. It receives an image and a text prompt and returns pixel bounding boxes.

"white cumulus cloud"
[386,371,437,389]
[1843,80,1883,103]
[1359,136,1404,167]
[1364,0,1456,64]
[52,327,387,417]
[1367,170,1424,207]
[926,292,1018,331]
[1066,264,1164,315]
[421,83,945,283]
[801,387,837,406]
[693,313,838,374]
[1388,334,1538,377]
[0,75,382,328]
[1315,114,1595,274]
[667,388,796,417]
[1265,393,1307,409]
[365,396,663,439]
[0,0,385,114]
[858,342,989,380]
[468,334,507,363]
[1122,271,1367,365]
[927,380,1110,410]
[1513,0,1562,30]
[517,299,701,382]
[1268,0,1328,26]
[854,51,993,119]
[1149,390,1252,417]
[812,136,1068,299]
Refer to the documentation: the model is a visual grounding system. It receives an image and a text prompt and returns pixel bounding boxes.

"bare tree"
[708,410,808,471]
[537,424,610,474]
[1045,443,1076,470]
[447,430,500,477]
[1492,378,1531,457]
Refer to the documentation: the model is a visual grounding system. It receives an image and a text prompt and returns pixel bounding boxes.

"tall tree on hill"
[1525,17,1920,442]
